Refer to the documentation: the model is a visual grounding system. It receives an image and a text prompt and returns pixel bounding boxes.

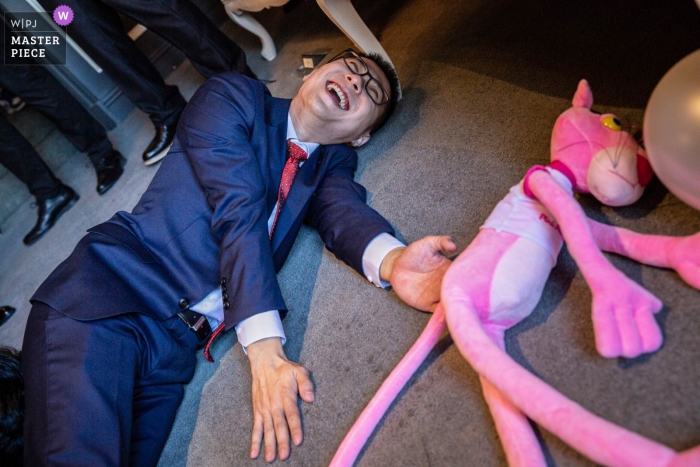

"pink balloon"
[644,49,700,211]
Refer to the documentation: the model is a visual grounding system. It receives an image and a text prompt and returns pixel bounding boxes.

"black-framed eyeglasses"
[329,49,390,106]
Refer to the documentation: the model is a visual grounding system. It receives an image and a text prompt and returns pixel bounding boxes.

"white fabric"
[481,167,573,263]
[191,113,401,353]
[234,310,287,348]
[362,233,406,288]
[286,114,319,156]
[489,236,557,323]
[189,287,225,329]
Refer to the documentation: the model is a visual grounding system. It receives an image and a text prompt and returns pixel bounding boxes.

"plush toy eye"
[601,115,622,131]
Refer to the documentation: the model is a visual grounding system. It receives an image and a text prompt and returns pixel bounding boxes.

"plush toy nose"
[637,154,653,186]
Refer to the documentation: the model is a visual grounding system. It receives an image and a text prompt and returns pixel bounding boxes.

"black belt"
[177,308,212,344]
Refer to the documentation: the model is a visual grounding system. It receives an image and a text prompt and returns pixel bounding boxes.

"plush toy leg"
[589,219,700,290]
[480,375,547,467]
[443,293,677,467]
[666,445,700,467]
[329,306,447,467]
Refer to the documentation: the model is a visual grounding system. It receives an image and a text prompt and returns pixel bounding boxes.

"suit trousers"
[22,302,199,467]
[0,66,112,200]
[38,0,248,125]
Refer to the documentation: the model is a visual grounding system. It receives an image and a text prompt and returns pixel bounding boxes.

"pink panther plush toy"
[331,80,700,467]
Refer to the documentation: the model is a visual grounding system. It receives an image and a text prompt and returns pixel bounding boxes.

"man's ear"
[351,133,370,147]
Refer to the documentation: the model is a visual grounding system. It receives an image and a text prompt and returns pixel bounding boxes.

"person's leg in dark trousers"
[101,0,252,79]
[37,0,186,127]
[37,0,187,164]
[0,66,112,165]
[0,114,64,201]
[0,114,79,245]
[0,65,125,196]
[22,302,198,467]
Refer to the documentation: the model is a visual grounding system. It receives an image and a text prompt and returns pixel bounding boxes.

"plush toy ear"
[572,79,594,109]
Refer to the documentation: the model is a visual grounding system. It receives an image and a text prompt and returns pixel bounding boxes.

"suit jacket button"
[223,301,230,310]
[222,293,229,302]
[221,277,227,285]
[178,298,190,309]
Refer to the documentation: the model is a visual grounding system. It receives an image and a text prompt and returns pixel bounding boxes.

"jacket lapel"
[265,97,292,214]
[270,145,325,253]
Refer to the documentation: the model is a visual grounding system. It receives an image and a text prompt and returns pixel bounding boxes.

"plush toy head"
[550,79,653,206]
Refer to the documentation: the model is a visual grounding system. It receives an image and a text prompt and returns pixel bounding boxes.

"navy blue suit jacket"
[33,73,394,330]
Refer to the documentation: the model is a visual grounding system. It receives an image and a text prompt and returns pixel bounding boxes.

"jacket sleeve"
[177,74,285,329]
[305,145,396,276]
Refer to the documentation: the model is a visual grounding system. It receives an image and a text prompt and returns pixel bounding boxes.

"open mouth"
[326,81,348,111]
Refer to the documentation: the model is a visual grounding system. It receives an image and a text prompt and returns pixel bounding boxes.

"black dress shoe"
[96,150,126,195]
[23,185,79,246]
[143,122,177,166]
[0,306,16,327]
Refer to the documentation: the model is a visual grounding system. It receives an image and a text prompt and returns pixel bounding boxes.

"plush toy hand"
[590,269,663,358]
[387,236,457,312]
[666,231,700,290]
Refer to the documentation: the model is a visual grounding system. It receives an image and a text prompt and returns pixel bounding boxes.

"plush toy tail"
[329,305,447,467]
[443,292,677,467]
[666,445,700,467]
[480,375,547,467]
[475,327,546,467]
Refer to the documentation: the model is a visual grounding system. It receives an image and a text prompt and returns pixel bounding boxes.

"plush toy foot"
[665,446,700,467]
[668,231,700,290]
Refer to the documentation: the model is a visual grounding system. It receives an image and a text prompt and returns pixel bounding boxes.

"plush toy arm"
[329,306,447,467]
[589,220,700,290]
[527,170,663,358]
[442,288,677,467]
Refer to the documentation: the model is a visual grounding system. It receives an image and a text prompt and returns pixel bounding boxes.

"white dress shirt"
[190,114,405,352]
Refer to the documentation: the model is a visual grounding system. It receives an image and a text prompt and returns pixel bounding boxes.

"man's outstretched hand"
[384,235,457,312]
[247,337,315,462]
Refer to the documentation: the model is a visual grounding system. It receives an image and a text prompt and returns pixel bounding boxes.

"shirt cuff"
[362,233,406,289]
[235,310,287,355]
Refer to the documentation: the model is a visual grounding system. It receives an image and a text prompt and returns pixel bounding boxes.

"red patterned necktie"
[269,139,308,240]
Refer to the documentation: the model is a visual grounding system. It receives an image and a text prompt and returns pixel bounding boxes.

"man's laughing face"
[294,56,390,147]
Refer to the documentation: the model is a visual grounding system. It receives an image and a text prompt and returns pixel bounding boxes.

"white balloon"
[644,49,700,211]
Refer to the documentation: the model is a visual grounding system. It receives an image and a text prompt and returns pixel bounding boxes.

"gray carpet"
[2,0,700,466]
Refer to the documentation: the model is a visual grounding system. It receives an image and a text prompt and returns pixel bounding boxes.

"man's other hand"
[383,235,457,312]
[247,337,314,462]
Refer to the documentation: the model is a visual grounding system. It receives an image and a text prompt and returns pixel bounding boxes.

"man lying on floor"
[22,49,456,466]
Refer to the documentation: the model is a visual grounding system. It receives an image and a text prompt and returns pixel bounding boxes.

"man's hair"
[356,51,400,134]
[0,347,23,467]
